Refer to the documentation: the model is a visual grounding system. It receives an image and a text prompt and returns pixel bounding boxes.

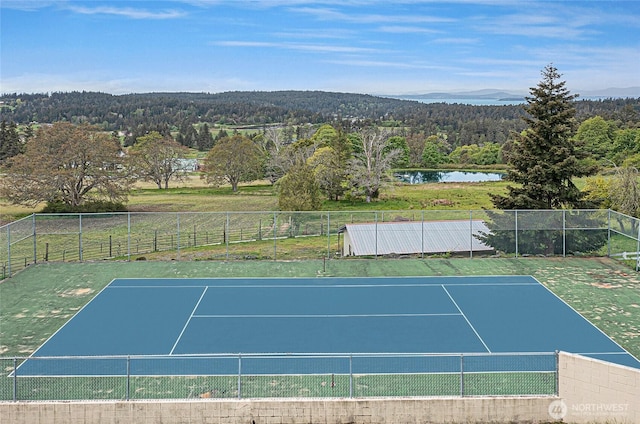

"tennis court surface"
[19,276,640,376]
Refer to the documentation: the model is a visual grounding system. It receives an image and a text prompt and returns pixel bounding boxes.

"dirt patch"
[590,282,622,289]
[59,288,94,297]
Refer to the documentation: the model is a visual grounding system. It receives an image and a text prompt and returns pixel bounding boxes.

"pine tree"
[480,65,606,255]
[0,120,23,163]
[492,64,593,210]
[197,123,214,151]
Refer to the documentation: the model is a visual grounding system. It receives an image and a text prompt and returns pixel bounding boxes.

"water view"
[395,170,503,184]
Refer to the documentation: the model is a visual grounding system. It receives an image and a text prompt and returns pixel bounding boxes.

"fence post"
[177,213,181,260]
[32,214,37,265]
[327,213,331,259]
[79,213,83,262]
[555,351,559,396]
[126,355,131,401]
[459,354,464,397]
[375,212,378,258]
[273,212,277,261]
[349,355,353,398]
[226,212,230,260]
[421,210,425,259]
[127,212,131,261]
[7,223,11,278]
[607,209,611,258]
[13,357,17,402]
[635,218,640,272]
[238,354,242,399]
[562,210,566,257]
[469,210,473,259]
[514,210,519,258]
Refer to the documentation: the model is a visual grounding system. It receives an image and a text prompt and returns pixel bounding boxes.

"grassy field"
[0,175,509,223]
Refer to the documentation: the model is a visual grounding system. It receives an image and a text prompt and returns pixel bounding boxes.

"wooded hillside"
[2,91,638,148]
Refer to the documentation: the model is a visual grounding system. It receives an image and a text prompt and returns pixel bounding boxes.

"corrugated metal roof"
[344,220,492,256]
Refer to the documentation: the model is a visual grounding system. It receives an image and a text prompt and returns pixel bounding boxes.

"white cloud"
[67,5,187,19]
[290,7,454,25]
[0,0,62,11]
[378,25,441,34]
[213,40,381,54]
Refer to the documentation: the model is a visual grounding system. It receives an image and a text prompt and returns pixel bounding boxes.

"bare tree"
[347,128,401,203]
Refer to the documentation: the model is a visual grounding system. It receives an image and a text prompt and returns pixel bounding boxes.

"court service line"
[441,285,491,353]
[169,287,208,355]
[193,313,462,318]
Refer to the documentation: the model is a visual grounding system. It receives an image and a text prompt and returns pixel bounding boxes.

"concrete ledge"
[0,396,556,424]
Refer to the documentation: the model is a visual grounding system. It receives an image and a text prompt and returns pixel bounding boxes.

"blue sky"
[1,0,639,95]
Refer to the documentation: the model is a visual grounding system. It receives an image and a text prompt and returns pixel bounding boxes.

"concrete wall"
[558,351,640,424]
[1,397,555,424]
[4,351,640,424]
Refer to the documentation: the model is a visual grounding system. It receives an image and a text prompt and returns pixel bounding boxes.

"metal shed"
[341,220,493,256]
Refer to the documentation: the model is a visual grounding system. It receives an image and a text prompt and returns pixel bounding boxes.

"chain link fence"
[2,209,639,278]
[0,352,558,401]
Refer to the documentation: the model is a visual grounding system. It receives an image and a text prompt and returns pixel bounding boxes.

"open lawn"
[1,174,509,222]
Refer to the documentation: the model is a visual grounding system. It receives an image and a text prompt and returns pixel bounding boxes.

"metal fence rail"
[2,209,639,278]
[0,352,558,401]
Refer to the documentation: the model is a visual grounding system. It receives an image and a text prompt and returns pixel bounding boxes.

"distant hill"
[392,87,640,102]
[1,91,638,150]
[393,89,526,101]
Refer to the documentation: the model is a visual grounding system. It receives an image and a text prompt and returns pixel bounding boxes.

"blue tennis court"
[18,276,640,376]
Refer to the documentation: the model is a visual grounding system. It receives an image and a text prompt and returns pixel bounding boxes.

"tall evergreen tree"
[0,120,23,163]
[197,123,214,151]
[480,65,606,255]
[492,64,593,210]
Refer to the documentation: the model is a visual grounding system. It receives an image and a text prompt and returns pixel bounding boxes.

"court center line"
[441,285,491,353]
[169,286,208,355]
[192,313,462,318]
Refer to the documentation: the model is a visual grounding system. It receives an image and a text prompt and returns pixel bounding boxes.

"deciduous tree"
[307,146,346,200]
[277,161,322,211]
[0,122,129,208]
[202,134,262,192]
[347,128,402,203]
[128,131,189,189]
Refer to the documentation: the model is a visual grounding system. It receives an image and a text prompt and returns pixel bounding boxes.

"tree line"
[1,71,640,224]
[1,90,638,154]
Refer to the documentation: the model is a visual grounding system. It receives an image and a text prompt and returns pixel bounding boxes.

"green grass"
[1,177,507,220]
[0,371,556,401]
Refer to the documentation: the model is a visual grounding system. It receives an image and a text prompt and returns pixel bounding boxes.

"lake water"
[395,170,503,184]
[412,98,524,106]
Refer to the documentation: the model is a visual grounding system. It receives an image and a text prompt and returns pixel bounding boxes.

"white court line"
[107,282,539,289]
[193,313,462,318]
[442,285,491,353]
[169,287,208,355]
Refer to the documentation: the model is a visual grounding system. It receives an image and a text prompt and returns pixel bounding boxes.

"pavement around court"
[19,276,640,375]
